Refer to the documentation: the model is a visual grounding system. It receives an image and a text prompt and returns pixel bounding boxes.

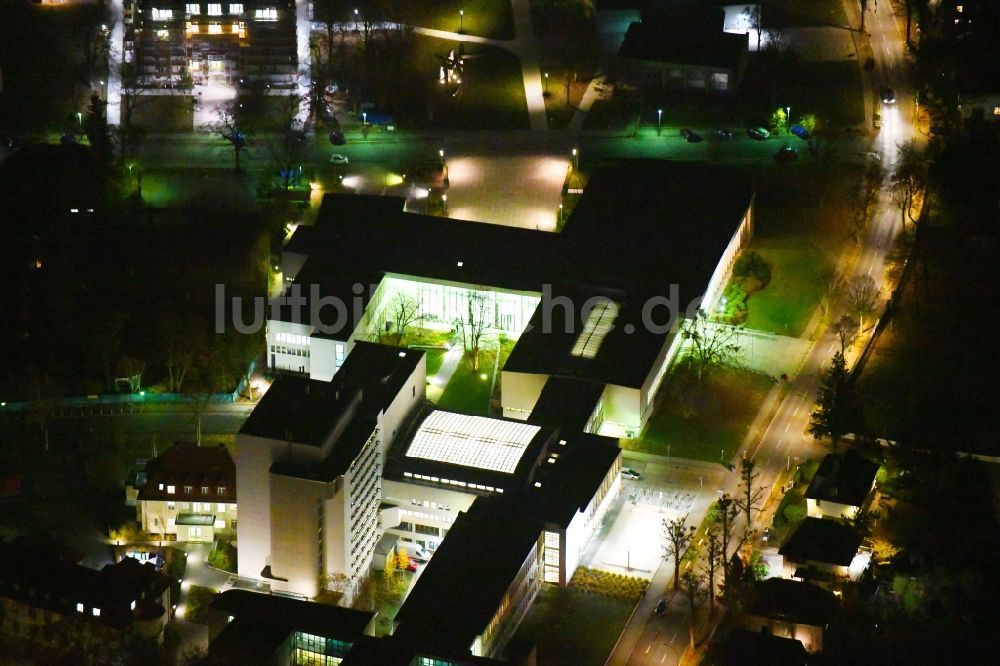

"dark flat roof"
[745,578,838,628]
[531,432,621,527]
[804,449,879,507]
[721,628,808,666]
[779,517,863,567]
[618,21,748,69]
[240,342,423,447]
[211,589,374,639]
[527,376,605,431]
[393,498,542,655]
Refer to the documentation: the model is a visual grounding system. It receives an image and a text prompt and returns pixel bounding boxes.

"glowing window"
[151,8,173,20]
[255,7,277,20]
[208,22,222,33]
[167,485,175,494]
[993,106,1000,117]
[207,3,221,15]
[570,299,619,359]
[229,3,243,13]
[186,3,199,13]
[406,410,541,474]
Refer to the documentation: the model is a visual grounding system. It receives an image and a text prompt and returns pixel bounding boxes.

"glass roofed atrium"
[405,411,542,474]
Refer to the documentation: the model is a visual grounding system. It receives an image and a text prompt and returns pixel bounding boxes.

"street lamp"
[657,108,662,136]
[354,8,359,31]
[785,106,791,132]
[76,111,83,129]
[544,71,549,95]
[459,9,464,32]
[571,147,578,170]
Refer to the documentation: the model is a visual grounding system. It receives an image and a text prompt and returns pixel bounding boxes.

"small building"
[616,18,749,93]
[741,578,838,654]
[718,628,809,666]
[137,443,237,542]
[778,517,867,583]
[805,449,878,520]
[0,538,170,662]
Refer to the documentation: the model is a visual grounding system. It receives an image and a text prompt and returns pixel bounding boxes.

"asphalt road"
[611,2,915,663]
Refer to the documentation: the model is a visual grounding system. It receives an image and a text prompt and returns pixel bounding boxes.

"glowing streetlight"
[459,9,464,32]
[571,147,578,170]
[657,108,662,136]
[785,106,791,132]
[76,111,83,129]
[354,8,359,31]
[544,71,549,95]
[362,111,367,125]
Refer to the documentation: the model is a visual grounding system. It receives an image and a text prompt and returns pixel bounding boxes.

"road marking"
[882,34,887,42]
[669,630,678,644]
[777,438,784,449]
[868,264,873,276]
[784,422,791,432]
[792,406,799,416]
[645,644,652,655]
[661,653,668,664]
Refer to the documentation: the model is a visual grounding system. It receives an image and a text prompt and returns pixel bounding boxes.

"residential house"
[778,517,868,584]
[740,578,838,653]
[137,443,237,542]
[805,449,879,520]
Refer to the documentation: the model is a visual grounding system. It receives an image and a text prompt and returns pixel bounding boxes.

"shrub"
[733,251,771,291]
[722,282,748,324]
[784,504,807,524]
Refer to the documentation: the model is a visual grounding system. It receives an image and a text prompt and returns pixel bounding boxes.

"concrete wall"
[501,371,551,420]
[806,497,859,521]
[600,383,641,436]
[235,433,277,580]
[269,473,334,598]
[741,615,824,653]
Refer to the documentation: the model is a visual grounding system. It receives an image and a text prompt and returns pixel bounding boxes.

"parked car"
[790,124,811,140]
[654,599,668,615]
[880,86,896,104]
[747,126,769,140]
[329,153,349,164]
[762,527,771,542]
[680,128,702,142]
[714,128,733,140]
[405,562,418,573]
[622,467,641,480]
[328,130,346,146]
[773,145,798,163]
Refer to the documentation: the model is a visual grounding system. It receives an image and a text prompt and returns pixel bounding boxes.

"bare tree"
[116,59,149,159]
[454,292,496,371]
[662,515,696,590]
[116,354,145,393]
[890,140,929,231]
[26,367,61,452]
[702,525,723,615]
[846,275,881,335]
[713,495,738,591]
[215,101,252,171]
[389,293,426,338]
[832,314,860,353]
[736,458,767,541]
[850,161,886,242]
[259,91,311,191]
[682,310,743,383]
[678,569,707,652]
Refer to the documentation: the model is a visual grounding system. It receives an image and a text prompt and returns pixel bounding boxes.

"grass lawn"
[743,239,831,336]
[407,0,514,40]
[412,35,528,130]
[508,585,635,666]
[541,68,584,130]
[423,348,446,376]
[631,365,774,463]
[765,0,848,28]
[132,96,194,132]
[437,350,495,415]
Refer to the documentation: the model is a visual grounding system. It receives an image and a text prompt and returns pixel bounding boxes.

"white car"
[622,467,641,480]
[329,153,349,165]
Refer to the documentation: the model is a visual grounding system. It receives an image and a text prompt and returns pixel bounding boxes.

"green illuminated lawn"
[631,365,774,463]
[408,0,514,40]
[436,351,495,415]
[743,241,831,336]
[423,348,446,377]
[509,585,635,665]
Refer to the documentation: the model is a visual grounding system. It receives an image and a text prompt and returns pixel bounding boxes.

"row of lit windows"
[158,483,227,496]
[271,345,311,357]
[401,508,456,524]
[163,501,234,513]
[403,472,503,494]
[276,332,311,346]
[185,3,243,15]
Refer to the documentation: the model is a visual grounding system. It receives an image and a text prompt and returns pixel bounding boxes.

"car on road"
[328,130,346,146]
[714,128,733,140]
[747,126,769,140]
[680,128,703,142]
[880,86,896,104]
[654,599,668,615]
[405,562,418,573]
[622,467,641,480]
[790,124,811,140]
[773,145,798,163]
[329,153,349,164]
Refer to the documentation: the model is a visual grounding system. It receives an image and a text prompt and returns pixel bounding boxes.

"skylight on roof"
[570,299,619,359]
[406,411,541,474]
